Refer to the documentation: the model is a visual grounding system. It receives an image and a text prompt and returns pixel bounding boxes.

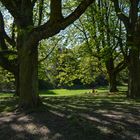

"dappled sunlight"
[79,113,101,123]
[102,113,123,120]
[0,112,52,140]
[67,104,88,110]
[49,110,65,117]
[0,94,140,140]
[11,124,24,132]
[97,126,112,134]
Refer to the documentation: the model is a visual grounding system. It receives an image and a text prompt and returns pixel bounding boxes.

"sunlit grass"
[0,86,128,98]
[0,93,14,98]
[118,85,128,92]
[39,85,128,96]
[0,85,139,113]
[40,89,91,96]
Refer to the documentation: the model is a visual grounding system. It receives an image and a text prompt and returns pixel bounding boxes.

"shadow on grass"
[0,97,18,112]
[39,90,56,95]
[0,95,140,140]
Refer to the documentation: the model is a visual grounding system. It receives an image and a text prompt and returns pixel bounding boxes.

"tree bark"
[127,15,140,98]
[105,58,118,92]
[19,42,41,108]
[109,72,118,92]
[128,48,140,98]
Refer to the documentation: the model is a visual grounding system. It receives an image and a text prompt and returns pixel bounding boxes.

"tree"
[0,0,94,108]
[71,0,127,92]
[111,0,140,98]
[55,48,78,88]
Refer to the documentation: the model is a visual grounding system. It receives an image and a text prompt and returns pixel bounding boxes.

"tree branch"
[31,0,95,41]
[38,39,60,63]
[0,11,8,50]
[111,0,129,29]
[0,56,17,73]
[114,60,127,74]
[0,11,16,48]
[31,0,38,7]
[0,0,20,22]
[50,0,63,21]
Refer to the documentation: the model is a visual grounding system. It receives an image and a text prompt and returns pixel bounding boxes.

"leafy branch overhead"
[0,0,95,42]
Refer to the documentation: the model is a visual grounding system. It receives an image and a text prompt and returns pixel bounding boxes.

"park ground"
[0,87,140,140]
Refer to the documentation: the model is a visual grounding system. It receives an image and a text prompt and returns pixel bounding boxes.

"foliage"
[0,67,15,91]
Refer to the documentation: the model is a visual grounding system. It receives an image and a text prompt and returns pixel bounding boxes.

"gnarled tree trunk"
[18,42,41,108]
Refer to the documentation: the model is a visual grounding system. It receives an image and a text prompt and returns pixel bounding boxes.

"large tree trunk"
[128,48,140,98]
[19,43,42,108]
[127,21,140,98]
[13,65,20,96]
[105,58,118,92]
[109,72,118,92]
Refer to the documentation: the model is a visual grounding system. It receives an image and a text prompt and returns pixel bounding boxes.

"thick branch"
[0,35,7,50]
[129,0,139,26]
[114,60,127,74]
[111,0,129,29]
[0,0,20,21]
[0,56,17,73]
[31,0,38,6]
[61,0,94,30]
[4,33,16,47]
[50,0,63,21]
[32,0,94,41]
[0,11,16,48]
[0,11,8,50]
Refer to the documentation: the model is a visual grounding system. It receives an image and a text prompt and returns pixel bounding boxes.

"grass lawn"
[40,85,128,96]
[0,86,140,140]
[40,89,92,96]
[0,85,128,98]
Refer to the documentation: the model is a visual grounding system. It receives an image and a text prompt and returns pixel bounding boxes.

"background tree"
[111,0,140,98]
[69,0,127,92]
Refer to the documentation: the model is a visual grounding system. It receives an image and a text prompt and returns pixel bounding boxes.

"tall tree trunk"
[128,48,140,98]
[109,72,118,92]
[105,58,118,92]
[13,64,20,96]
[127,22,140,98]
[19,43,41,108]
